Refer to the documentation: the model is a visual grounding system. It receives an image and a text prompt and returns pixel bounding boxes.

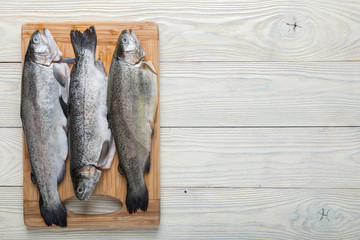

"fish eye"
[122,37,127,44]
[77,187,83,193]
[33,36,39,44]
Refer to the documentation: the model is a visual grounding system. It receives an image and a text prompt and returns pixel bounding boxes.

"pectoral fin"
[59,57,76,65]
[143,61,157,75]
[98,137,116,169]
[57,162,66,184]
[95,58,107,77]
[53,64,68,87]
[97,140,109,167]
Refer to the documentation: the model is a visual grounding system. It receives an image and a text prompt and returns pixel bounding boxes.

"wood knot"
[318,208,331,222]
[315,206,340,227]
[280,16,306,38]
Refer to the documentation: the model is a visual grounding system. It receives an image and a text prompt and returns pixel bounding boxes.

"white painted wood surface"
[0,0,359,239]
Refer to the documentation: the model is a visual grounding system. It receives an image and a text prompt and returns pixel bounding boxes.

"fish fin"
[62,124,68,134]
[143,61,157,75]
[144,155,151,173]
[30,172,37,184]
[117,164,125,175]
[98,137,116,169]
[39,195,67,227]
[59,57,76,65]
[20,104,23,122]
[97,140,110,169]
[53,64,67,88]
[126,183,149,214]
[59,96,69,118]
[95,58,107,77]
[57,162,66,184]
[107,112,111,129]
[70,26,96,58]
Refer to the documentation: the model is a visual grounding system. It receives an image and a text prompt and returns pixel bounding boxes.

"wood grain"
[160,61,360,127]
[160,127,360,188]
[2,187,360,239]
[1,0,360,62]
[22,22,160,228]
[0,128,22,186]
[4,127,360,188]
[2,61,360,128]
[0,63,22,128]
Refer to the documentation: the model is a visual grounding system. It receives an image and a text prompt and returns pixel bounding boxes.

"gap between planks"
[3,61,360,64]
[4,126,360,129]
[7,186,360,190]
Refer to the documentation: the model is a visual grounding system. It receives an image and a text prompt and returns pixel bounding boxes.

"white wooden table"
[0,0,359,239]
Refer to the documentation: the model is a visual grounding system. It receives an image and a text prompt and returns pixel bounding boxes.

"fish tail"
[70,26,96,58]
[39,195,67,227]
[126,183,149,214]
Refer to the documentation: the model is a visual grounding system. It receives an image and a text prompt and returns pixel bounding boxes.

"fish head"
[114,29,145,65]
[73,165,101,200]
[28,28,63,66]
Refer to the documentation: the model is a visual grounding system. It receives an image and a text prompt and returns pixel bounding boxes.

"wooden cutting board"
[21,22,160,228]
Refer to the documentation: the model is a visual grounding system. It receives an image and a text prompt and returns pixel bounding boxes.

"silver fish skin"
[108,29,158,214]
[68,26,113,201]
[21,29,69,227]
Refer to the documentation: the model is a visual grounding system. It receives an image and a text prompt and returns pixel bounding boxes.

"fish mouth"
[75,165,102,201]
[78,188,95,201]
[129,29,138,40]
[42,28,63,63]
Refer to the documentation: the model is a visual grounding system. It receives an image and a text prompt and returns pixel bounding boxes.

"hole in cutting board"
[64,195,123,215]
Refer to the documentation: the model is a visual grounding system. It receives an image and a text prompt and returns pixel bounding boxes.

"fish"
[108,29,158,214]
[21,28,70,227]
[67,26,116,201]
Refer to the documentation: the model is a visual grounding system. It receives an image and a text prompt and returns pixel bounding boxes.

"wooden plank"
[161,127,360,188]
[0,63,22,128]
[160,61,360,127]
[4,61,360,128]
[0,128,22,186]
[1,0,360,62]
[2,187,360,239]
[21,22,160,228]
[4,127,360,188]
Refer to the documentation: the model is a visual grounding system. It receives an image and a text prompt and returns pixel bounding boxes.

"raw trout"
[67,26,115,201]
[21,29,69,227]
[108,29,158,213]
